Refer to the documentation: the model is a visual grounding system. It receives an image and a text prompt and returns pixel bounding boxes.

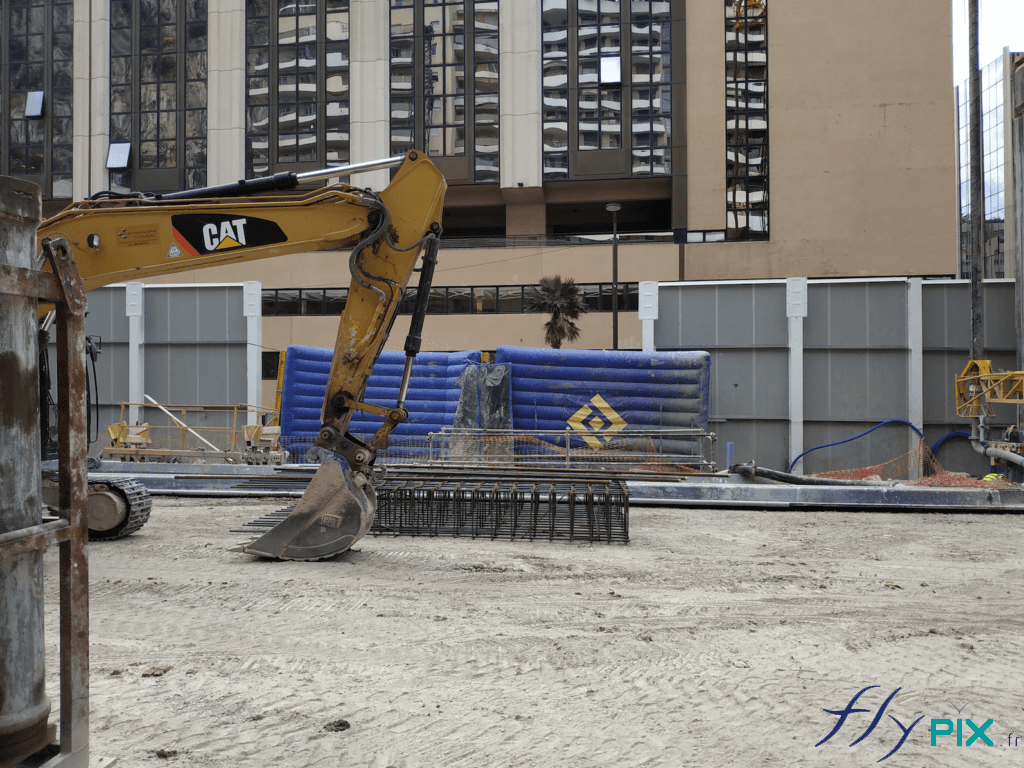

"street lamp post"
[606,203,621,350]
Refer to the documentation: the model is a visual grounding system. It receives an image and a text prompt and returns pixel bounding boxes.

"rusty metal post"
[0,178,50,768]
[42,236,91,768]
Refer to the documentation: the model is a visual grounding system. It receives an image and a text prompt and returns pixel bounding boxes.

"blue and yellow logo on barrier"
[567,394,627,449]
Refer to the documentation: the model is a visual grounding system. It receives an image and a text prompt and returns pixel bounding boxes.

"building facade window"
[2,0,74,200]
[389,0,499,184]
[261,283,640,316]
[245,0,350,178]
[956,56,1010,279]
[541,0,671,181]
[109,0,209,193]
[725,0,768,240]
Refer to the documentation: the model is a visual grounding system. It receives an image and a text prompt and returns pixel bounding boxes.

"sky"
[951,0,1024,84]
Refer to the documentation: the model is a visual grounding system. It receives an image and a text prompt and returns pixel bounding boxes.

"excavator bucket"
[239,459,375,560]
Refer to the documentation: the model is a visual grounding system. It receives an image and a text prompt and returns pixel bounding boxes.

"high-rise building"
[955,48,1022,280]
[1,0,958,407]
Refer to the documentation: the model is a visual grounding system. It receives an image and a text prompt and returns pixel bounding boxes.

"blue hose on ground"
[788,419,924,473]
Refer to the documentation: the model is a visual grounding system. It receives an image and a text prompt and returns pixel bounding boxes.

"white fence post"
[126,282,145,425]
[639,281,659,352]
[243,281,262,425]
[786,277,808,475]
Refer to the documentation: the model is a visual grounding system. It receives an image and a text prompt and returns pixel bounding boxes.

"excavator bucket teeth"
[240,460,375,561]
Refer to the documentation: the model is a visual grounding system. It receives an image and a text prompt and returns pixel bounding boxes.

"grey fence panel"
[982,281,1017,351]
[45,287,129,449]
[806,281,909,349]
[142,344,246,407]
[802,280,911,472]
[42,284,255,456]
[654,277,1023,477]
[141,286,249,442]
[804,349,909,423]
[802,421,912,474]
[654,282,787,347]
[715,419,790,471]
[711,347,789,419]
[82,287,129,340]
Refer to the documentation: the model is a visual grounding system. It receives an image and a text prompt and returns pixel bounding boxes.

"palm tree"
[524,275,589,349]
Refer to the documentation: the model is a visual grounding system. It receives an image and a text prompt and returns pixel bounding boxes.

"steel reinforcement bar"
[235,474,629,545]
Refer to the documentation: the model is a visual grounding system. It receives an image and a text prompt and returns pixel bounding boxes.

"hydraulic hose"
[788,419,924,473]
[930,430,971,454]
[732,462,895,487]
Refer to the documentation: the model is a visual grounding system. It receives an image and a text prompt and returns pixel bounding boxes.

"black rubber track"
[87,477,152,541]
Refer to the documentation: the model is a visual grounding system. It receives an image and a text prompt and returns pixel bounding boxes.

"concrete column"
[639,281,659,352]
[499,0,543,233]
[786,277,808,474]
[207,0,247,185]
[125,282,145,425]
[349,0,392,192]
[73,0,110,198]
[907,278,923,467]
[243,281,262,423]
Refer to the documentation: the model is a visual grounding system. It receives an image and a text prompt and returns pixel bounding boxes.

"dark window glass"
[301,289,325,315]
[580,283,601,311]
[624,282,639,310]
[262,350,281,379]
[426,287,447,313]
[246,0,350,177]
[725,0,768,241]
[496,286,521,312]
[398,287,417,314]
[542,0,671,180]
[447,286,472,313]
[390,0,499,183]
[324,288,347,314]
[260,284,641,316]
[275,289,300,315]
[261,290,277,315]
[4,0,75,198]
[107,0,208,192]
[473,286,496,312]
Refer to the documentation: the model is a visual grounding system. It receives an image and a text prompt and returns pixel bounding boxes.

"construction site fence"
[279,428,716,473]
[107,402,279,453]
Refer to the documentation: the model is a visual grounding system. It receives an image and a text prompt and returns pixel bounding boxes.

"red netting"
[808,440,1015,488]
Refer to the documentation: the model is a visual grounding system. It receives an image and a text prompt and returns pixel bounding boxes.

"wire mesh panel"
[235,472,630,544]
[428,428,716,472]
[278,428,714,471]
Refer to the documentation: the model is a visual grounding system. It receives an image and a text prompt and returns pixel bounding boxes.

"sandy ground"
[36,498,1024,767]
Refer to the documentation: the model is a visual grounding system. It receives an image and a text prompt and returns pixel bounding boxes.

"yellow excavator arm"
[38,151,446,560]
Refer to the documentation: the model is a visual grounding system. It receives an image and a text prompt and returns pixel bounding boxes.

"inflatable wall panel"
[495,346,711,452]
[278,346,481,450]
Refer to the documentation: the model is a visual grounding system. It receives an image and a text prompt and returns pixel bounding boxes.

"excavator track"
[41,475,153,541]
[86,477,152,540]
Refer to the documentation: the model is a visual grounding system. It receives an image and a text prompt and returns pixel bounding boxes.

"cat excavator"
[36,150,446,560]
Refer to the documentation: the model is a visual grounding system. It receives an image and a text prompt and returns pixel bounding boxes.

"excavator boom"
[38,151,447,560]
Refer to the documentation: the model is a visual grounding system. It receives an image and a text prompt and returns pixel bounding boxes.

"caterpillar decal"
[170,213,288,258]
